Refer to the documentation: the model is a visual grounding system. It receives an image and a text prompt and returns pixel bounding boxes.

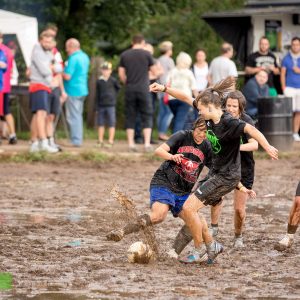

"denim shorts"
[150,186,189,217]
[3,93,10,115]
[97,106,116,127]
[30,90,49,113]
[49,87,61,116]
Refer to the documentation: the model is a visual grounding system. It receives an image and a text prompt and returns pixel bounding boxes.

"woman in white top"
[192,49,209,92]
[184,49,209,130]
[167,52,198,133]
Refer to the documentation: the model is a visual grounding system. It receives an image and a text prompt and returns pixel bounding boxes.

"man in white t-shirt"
[208,43,238,85]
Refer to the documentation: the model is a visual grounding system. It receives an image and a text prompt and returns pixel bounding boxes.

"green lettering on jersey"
[206,130,221,154]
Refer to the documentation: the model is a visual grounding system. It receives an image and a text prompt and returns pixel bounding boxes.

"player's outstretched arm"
[244,124,278,160]
[240,138,258,152]
[149,82,194,107]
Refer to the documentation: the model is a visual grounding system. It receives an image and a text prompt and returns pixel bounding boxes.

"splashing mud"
[110,185,159,257]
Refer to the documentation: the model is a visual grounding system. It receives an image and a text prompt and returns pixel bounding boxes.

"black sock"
[287,224,298,234]
[173,225,193,255]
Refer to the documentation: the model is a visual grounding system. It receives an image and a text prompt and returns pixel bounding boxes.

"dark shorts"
[30,90,49,113]
[240,168,254,189]
[3,93,10,115]
[97,106,116,127]
[49,87,61,116]
[150,186,189,217]
[125,90,153,129]
[194,173,240,206]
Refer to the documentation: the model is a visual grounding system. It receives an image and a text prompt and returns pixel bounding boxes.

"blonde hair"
[176,52,192,69]
[159,41,173,54]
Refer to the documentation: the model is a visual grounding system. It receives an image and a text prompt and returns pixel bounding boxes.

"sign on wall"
[265,20,282,51]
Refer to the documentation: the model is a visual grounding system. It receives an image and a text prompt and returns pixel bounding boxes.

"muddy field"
[0,155,300,300]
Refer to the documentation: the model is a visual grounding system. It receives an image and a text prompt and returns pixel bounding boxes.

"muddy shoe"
[106,229,124,242]
[206,241,224,264]
[179,249,208,264]
[233,236,244,248]
[274,234,294,251]
[209,226,219,238]
[167,248,179,260]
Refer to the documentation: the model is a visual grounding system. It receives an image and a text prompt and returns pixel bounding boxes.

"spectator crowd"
[0,28,300,153]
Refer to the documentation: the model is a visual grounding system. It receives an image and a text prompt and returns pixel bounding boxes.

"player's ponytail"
[195,76,236,108]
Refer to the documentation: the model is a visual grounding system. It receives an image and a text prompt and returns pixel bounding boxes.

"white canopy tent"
[0,9,38,67]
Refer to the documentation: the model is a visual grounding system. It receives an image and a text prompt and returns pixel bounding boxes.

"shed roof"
[202,5,300,19]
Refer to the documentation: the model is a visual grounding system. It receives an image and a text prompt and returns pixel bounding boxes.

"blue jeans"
[168,99,190,133]
[66,96,85,146]
[157,94,173,135]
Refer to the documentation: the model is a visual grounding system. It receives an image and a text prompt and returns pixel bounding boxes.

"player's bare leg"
[233,190,248,248]
[210,201,223,237]
[178,194,224,264]
[275,193,300,251]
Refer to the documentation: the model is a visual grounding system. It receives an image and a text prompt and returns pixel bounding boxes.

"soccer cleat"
[209,226,219,237]
[106,229,124,242]
[179,249,208,264]
[206,241,224,264]
[167,248,179,260]
[274,234,294,251]
[233,236,244,248]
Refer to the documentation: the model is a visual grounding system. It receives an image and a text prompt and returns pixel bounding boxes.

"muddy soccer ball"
[127,241,153,264]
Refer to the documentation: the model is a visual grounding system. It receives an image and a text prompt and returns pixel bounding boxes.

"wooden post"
[86,56,104,128]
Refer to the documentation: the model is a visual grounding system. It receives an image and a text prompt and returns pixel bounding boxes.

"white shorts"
[284,87,300,112]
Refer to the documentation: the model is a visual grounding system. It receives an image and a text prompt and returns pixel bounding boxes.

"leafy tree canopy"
[0,0,244,61]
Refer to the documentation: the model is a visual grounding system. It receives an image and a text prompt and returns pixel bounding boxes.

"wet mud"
[0,157,299,299]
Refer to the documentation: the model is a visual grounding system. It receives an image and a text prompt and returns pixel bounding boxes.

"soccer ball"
[127,241,153,264]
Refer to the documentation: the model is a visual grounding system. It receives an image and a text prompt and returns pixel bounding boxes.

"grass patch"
[80,150,110,162]
[0,150,110,164]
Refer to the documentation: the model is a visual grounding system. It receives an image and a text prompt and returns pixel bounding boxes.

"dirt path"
[0,157,299,299]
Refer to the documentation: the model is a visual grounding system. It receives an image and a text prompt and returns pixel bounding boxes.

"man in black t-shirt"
[245,36,280,95]
[118,34,156,152]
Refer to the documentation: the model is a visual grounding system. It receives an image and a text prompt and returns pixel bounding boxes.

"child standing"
[96,62,120,147]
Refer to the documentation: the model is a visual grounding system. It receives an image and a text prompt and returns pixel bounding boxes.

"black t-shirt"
[240,113,255,179]
[150,130,212,195]
[96,76,120,107]
[205,112,246,179]
[245,51,278,88]
[119,48,154,92]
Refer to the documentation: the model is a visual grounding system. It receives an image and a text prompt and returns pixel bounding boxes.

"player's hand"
[293,66,300,74]
[266,145,278,160]
[0,61,6,69]
[171,154,184,164]
[60,91,68,104]
[149,82,164,93]
[240,186,256,198]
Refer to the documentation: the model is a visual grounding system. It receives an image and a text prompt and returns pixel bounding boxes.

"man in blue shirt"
[63,38,90,146]
[281,37,300,142]
[243,69,269,121]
